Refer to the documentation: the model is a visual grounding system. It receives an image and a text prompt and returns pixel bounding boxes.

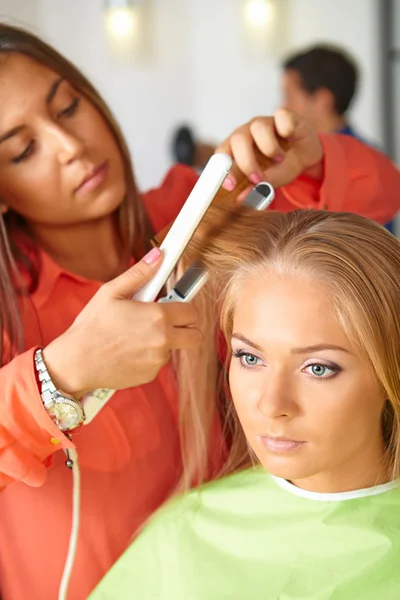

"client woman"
[91,208,400,599]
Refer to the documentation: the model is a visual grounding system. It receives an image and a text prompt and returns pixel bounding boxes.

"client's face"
[229,271,387,493]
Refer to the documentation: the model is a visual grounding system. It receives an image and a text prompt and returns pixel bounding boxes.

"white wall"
[0,0,383,189]
[186,0,282,144]
[0,0,38,29]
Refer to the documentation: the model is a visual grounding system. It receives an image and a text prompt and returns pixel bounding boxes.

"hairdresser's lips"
[260,436,306,453]
[76,161,109,195]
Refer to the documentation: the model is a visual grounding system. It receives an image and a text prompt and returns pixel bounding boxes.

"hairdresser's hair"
[283,44,358,115]
[179,207,400,487]
[0,23,153,364]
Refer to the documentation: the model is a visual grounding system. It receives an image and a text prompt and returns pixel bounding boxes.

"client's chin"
[256,443,319,483]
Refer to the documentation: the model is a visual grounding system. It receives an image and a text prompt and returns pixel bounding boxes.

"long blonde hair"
[178,207,400,489]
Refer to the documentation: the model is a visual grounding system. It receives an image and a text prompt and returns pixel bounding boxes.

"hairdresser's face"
[0,54,125,226]
[229,273,387,493]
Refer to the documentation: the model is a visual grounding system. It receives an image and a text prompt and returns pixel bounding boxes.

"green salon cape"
[90,467,400,599]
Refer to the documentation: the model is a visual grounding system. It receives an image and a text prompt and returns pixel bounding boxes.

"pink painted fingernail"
[274,155,285,163]
[223,177,236,191]
[143,247,161,264]
[250,173,263,184]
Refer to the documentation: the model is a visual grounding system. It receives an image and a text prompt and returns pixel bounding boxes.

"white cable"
[58,448,81,600]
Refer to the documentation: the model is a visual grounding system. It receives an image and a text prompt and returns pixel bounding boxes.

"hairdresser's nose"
[51,124,85,165]
[257,369,298,420]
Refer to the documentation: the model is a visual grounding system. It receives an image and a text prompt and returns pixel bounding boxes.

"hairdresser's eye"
[11,141,35,164]
[303,362,340,380]
[232,350,263,369]
[58,97,81,118]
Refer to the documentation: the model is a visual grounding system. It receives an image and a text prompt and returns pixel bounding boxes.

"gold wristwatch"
[34,348,86,432]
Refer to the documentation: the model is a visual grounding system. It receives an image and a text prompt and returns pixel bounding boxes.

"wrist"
[34,347,86,433]
[43,334,87,398]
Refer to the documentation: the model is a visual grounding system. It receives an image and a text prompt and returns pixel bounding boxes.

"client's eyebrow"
[231,333,263,352]
[291,344,350,354]
[231,334,350,355]
[0,78,64,146]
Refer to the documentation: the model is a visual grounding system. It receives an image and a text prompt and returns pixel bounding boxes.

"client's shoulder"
[158,466,270,525]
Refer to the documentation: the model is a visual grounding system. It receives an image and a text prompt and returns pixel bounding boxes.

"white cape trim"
[271,475,399,502]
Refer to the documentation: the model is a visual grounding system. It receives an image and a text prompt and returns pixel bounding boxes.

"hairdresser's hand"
[217,109,323,199]
[43,248,201,397]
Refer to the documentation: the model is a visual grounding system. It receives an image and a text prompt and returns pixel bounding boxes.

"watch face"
[50,398,83,431]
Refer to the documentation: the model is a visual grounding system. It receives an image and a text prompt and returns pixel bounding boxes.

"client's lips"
[76,161,109,194]
[260,436,306,452]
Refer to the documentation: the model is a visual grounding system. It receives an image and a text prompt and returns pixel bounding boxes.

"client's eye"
[302,362,341,380]
[232,350,263,369]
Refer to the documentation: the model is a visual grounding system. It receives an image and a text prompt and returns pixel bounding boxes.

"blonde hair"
[177,207,400,489]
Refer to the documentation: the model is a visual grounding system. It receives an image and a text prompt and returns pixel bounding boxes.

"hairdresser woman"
[0,24,399,600]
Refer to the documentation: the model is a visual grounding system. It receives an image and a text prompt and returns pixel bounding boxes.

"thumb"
[106,247,163,298]
[274,108,298,140]
[260,151,302,189]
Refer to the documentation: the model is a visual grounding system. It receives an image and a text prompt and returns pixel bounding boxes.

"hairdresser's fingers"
[218,116,289,189]
[234,114,294,191]
[248,117,287,163]
[275,109,323,177]
[169,326,203,350]
[104,248,163,299]
[162,302,199,327]
[218,110,323,191]
[217,129,261,186]
[273,108,298,140]
[254,154,301,189]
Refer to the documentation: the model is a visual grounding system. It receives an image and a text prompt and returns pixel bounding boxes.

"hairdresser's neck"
[29,214,126,282]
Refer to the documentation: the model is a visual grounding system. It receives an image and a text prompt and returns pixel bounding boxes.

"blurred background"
[0,0,399,193]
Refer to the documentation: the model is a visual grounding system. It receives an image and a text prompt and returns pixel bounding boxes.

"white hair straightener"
[82,160,274,425]
[58,155,274,600]
[158,182,275,304]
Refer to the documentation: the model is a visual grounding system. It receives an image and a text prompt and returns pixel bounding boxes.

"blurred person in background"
[282,45,366,141]
[281,44,396,233]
